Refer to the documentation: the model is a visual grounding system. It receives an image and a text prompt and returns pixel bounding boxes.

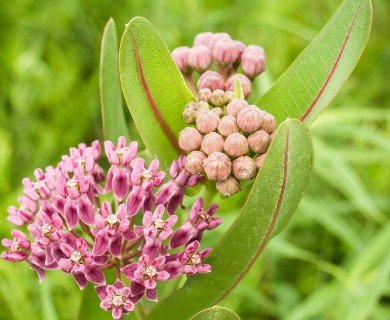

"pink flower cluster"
[1,137,222,319]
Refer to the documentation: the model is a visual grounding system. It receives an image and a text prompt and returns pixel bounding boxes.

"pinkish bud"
[216,176,241,197]
[209,33,232,50]
[211,107,223,117]
[224,133,249,157]
[212,39,239,66]
[247,130,270,153]
[203,152,231,180]
[261,112,277,133]
[201,132,224,155]
[179,128,203,152]
[171,46,191,73]
[254,153,267,169]
[234,41,246,63]
[218,115,239,137]
[241,45,266,78]
[226,99,250,117]
[225,91,234,103]
[188,45,212,73]
[196,110,220,134]
[232,156,257,180]
[237,106,263,133]
[197,71,225,91]
[182,108,197,124]
[185,101,199,110]
[210,89,228,107]
[242,45,265,59]
[198,101,210,111]
[225,74,252,99]
[198,88,212,102]
[194,32,214,47]
[185,151,207,175]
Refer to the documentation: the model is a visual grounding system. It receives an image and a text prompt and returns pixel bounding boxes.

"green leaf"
[190,306,240,320]
[77,284,110,320]
[100,18,129,141]
[256,0,372,126]
[119,17,194,168]
[145,119,314,319]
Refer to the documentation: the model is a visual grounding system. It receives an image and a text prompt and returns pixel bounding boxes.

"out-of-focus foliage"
[0,0,389,319]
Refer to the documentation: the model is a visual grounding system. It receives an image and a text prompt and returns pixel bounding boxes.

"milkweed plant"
[1,0,371,318]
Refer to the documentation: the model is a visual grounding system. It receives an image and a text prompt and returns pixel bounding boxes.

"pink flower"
[61,140,101,173]
[126,158,165,215]
[155,156,201,215]
[122,254,170,302]
[134,204,177,258]
[22,168,52,201]
[179,241,212,275]
[96,279,134,319]
[92,202,135,258]
[1,229,31,262]
[7,196,37,226]
[104,137,138,201]
[55,169,95,229]
[27,210,63,246]
[58,238,107,289]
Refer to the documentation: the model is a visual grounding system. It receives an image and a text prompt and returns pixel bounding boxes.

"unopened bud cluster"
[179,98,277,197]
[171,32,266,98]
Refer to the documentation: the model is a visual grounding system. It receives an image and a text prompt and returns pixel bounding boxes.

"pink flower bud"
[261,112,277,133]
[226,91,234,103]
[225,74,252,99]
[210,89,228,107]
[254,153,267,169]
[171,46,191,73]
[198,101,210,111]
[197,71,225,91]
[179,128,203,152]
[212,39,239,66]
[209,33,232,50]
[248,130,270,153]
[216,176,241,197]
[234,41,246,63]
[226,99,250,117]
[194,32,214,47]
[198,88,212,102]
[224,133,249,157]
[188,45,212,73]
[218,115,239,137]
[185,151,207,175]
[182,108,197,124]
[201,132,224,155]
[211,107,223,117]
[185,101,199,111]
[196,110,220,134]
[203,152,231,180]
[232,156,257,180]
[241,45,266,78]
[237,106,263,133]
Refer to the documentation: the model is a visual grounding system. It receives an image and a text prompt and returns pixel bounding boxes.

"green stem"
[203,180,217,207]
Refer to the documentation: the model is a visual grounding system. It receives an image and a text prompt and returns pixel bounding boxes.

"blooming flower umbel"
[1,136,220,319]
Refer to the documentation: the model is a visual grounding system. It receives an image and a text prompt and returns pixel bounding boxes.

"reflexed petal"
[95,285,108,300]
[146,288,157,301]
[130,280,145,296]
[85,266,106,285]
[93,230,110,256]
[72,272,88,290]
[64,201,79,230]
[77,196,95,225]
[112,170,130,201]
[109,236,122,258]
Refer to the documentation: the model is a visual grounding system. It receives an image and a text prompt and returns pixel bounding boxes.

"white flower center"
[143,265,157,279]
[153,218,165,231]
[11,239,21,252]
[66,179,79,189]
[141,170,154,181]
[71,250,83,264]
[105,214,119,226]
[41,223,53,237]
[189,253,201,266]
[111,294,124,307]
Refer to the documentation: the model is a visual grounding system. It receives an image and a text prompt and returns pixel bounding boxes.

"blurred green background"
[0,0,389,319]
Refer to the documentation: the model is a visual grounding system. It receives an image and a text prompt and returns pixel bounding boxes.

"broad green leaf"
[190,306,240,320]
[100,18,129,141]
[145,119,314,319]
[119,17,195,168]
[256,0,372,126]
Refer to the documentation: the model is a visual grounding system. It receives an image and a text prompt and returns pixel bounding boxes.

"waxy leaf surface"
[100,18,129,141]
[145,119,314,319]
[119,17,194,168]
[256,0,372,126]
[190,306,240,320]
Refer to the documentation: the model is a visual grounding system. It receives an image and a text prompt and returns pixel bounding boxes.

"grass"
[0,0,389,319]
